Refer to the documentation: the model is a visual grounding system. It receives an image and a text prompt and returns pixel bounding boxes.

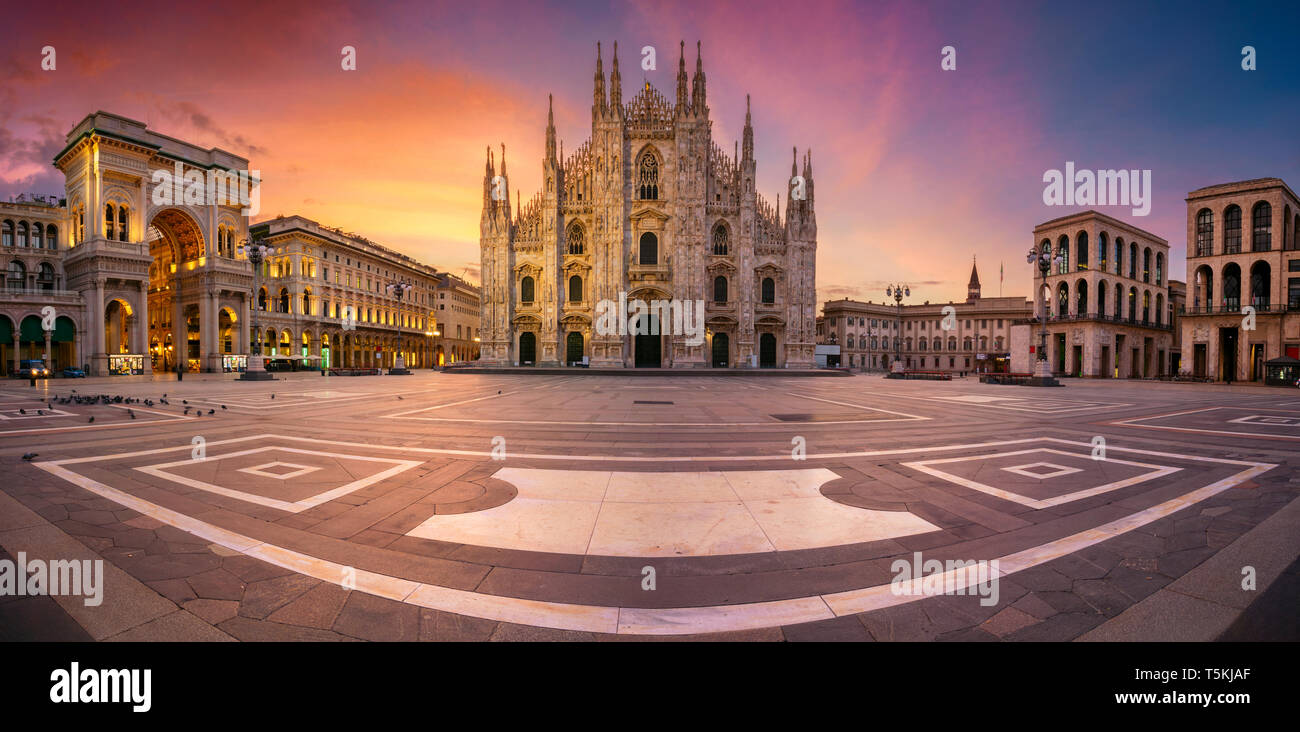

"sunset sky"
[2,0,1297,306]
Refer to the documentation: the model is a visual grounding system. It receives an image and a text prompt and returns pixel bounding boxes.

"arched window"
[1155,253,1164,285]
[1114,237,1123,275]
[1098,232,1109,269]
[1142,290,1151,323]
[117,205,129,241]
[713,275,727,303]
[1224,205,1242,253]
[1143,248,1151,283]
[46,224,56,250]
[761,277,775,304]
[1,220,12,247]
[7,260,26,291]
[639,232,658,265]
[1129,242,1138,279]
[1057,235,1070,274]
[1250,261,1272,307]
[258,287,268,311]
[1155,293,1164,325]
[16,221,27,248]
[637,151,659,200]
[32,223,43,249]
[1075,280,1088,315]
[37,262,55,291]
[1128,287,1138,320]
[520,276,535,303]
[712,224,728,255]
[963,336,972,351]
[1076,231,1088,270]
[302,289,312,315]
[104,205,115,241]
[568,275,582,303]
[279,288,290,314]
[566,224,584,255]
[1097,280,1108,317]
[1195,209,1213,256]
[1252,201,1272,251]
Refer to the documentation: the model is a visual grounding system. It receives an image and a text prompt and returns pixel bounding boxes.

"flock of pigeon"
[15,390,275,462]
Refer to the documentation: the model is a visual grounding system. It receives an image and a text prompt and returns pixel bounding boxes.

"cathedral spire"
[791,146,798,177]
[742,94,753,161]
[676,40,688,114]
[967,256,982,301]
[593,42,606,119]
[609,41,622,112]
[499,142,507,179]
[691,41,706,114]
[545,94,556,161]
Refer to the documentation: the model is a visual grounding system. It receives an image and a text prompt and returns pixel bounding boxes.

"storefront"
[222,354,248,373]
[108,354,146,375]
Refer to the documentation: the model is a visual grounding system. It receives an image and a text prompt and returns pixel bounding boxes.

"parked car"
[61,367,86,378]
[15,360,51,378]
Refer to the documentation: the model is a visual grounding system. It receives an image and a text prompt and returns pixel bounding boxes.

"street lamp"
[1025,244,1064,386]
[885,283,909,375]
[385,280,414,374]
[238,239,275,381]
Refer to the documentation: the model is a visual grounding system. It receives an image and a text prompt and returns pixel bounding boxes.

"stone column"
[134,281,148,366]
[43,329,53,370]
[11,331,20,374]
[91,278,106,375]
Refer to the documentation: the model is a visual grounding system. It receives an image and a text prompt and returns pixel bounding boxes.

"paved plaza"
[1,371,1297,641]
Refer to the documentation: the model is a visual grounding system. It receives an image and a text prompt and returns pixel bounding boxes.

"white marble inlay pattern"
[1000,462,1082,480]
[238,461,320,480]
[405,467,938,557]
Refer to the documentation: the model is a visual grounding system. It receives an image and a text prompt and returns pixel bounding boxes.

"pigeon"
[18,409,25,415]
[128,410,135,419]
[87,416,94,423]
[208,409,214,415]
[71,389,76,393]
[397,396,404,400]
[37,410,43,416]
[182,399,188,405]
[270,394,275,399]
[220,405,227,410]
[497,390,502,394]
[184,407,191,415]
[22,453,37,461]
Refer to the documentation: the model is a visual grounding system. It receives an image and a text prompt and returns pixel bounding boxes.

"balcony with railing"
[1026,311,1173,331]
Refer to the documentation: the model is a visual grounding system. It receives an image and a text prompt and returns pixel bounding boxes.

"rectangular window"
[1289,278,1300,309]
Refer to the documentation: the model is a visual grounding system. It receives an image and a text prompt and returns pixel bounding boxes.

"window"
[38,262,55,291]
[1076,231,1088,270]
[7,260,25,290]
[520,276,534,303]
[1224,205,1242,253]
[45,225,56,250]
[713,275,727,303]
[1,220,11,247]
[567,224,585,255]
[712,224,728,255]
[568,275,582,303]
[639,232,658,265]
[104,205,115,241]
[761,277,775,304]
[1195,209,1213,256]
[118,205,129,241]
[1252,201,1272,251]
[1057,235,1070,274]
[637,151,659,200]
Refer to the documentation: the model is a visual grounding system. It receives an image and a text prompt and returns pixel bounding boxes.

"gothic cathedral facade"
[479,42,818,368]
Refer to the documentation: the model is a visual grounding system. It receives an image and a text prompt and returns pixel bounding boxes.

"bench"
[981,372,1034,385]
[327,367,381,376]
[900,370,952,381]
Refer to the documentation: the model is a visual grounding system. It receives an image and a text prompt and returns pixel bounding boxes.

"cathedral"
[479,41,818,368]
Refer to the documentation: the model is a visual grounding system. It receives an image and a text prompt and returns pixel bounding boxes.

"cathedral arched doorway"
[519,332,536,365]
[634,314,661,367]
[566,331,584,365]
[759,333,777,368]
[146,207,206,373]
[711,332,729,368]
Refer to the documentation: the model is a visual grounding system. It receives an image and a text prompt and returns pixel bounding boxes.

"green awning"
[53,316,75,343]
[19,316,44,342]
[0,316,12,342]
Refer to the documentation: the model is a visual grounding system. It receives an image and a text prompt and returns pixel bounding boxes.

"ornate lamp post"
[885,283,909,375]
[1026,244,1064,386]
[239,239,275,381]
[386,280,414,374]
